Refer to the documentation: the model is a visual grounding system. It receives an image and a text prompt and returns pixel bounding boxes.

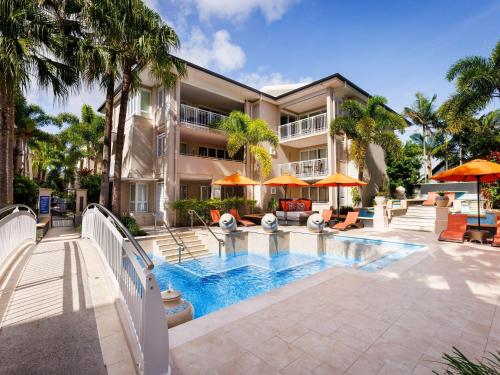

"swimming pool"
[152,237,424,318]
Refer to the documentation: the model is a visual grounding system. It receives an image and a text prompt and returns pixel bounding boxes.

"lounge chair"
[438,214,468,243]
[209,209,221,226]
[492,217,500,247]
[322,210,333,227]
[333,211,364,231]
[229,208,255,227]
[422,192,438,206]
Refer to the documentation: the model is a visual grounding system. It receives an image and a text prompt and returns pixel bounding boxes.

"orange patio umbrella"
[212,173,259,207]
[314,173,367,220]
[431,159,500,230]
[263,174,309,225]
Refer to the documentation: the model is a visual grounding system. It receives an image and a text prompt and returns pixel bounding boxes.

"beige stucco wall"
[177,155,244,180]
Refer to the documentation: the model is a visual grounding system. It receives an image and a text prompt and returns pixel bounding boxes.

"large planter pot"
[436,196,449,207]
[374,196,386,206]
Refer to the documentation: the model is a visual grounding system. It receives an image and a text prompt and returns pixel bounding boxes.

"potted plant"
[435,191,449,207]
[374,191,387,206]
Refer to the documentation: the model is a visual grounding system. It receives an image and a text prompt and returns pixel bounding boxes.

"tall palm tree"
[79,0,122,208]
[403,93,439,181]
[110,0,186,216]
[219,111,279,181]
[0,0,80,207]
[331,96,406,182]
[444,39,500,115]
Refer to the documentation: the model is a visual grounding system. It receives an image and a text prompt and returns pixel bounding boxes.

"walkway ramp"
[0,228,135,375]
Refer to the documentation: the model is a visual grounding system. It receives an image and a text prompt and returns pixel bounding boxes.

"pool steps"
[153,231,212,262]
[389,205,436,232]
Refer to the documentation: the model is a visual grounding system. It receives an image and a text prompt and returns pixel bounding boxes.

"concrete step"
[390,217,435,224]
[160,243,205,254]
[156,238,201,247]
[389,223,434,232]
[164,249,212,262]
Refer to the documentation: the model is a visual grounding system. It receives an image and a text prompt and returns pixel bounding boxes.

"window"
[217,149,225,159]
[208,148,216,158]
[300,147,327,161]
[126,92,138,117]
[301,186,328,203]
[180,143,187,155]
[180,184,188,199]
[157,133,166,156]
[140,89,151,117]
[157,88,164,108]
[200,186,211,200]
[199,147,207,157]
[129,183,148,212]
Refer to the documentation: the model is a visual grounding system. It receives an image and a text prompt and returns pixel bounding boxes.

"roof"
[98,58,399,115]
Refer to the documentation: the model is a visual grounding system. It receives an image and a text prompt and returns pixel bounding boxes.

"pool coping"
[168,231,437,348]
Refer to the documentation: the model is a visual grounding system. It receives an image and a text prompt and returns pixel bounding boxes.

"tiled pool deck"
[169,228,500,374]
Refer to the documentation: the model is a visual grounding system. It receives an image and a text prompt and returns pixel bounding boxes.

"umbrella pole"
[284,185,288,226]
[477,177,481,230]
[337,184,340,220]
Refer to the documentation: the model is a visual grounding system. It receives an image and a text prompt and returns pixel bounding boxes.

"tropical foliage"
[330,96,407,181]
[13,174,39,208]
[386,141,422,197]
[403,93,441,180]
[433,347,500,375]
[443,39,500,116]
[219,111,279,180]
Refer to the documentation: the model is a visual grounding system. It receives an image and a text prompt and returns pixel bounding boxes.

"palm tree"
[14,93,59,176]
[330,96,406,182]
[0,0,80,207]
[444,39,500,115]
[219,111,279,181]
[403,93,439,181]
[110,0,186,216]
[79,0,122,208]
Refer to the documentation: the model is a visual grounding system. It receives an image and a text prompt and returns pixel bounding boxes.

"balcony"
[180,104,227,132]
[278,113,328,147]
[279,158,329,180]
[178,154,244,180]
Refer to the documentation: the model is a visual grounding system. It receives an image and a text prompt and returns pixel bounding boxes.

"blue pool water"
[152,237,425,318]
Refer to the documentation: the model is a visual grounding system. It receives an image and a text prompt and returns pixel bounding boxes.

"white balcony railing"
[180,104,227,131]
[278,113,327,141]
[279,158,329,179]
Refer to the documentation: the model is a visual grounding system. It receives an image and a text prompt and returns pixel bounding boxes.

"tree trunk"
[422,125,427,182]
[0,82,15,207]
[112,64,132,216]
[100,74,114,208]
[14,137,23,175]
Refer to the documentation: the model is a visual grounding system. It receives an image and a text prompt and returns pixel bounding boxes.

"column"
[326,88,336,209]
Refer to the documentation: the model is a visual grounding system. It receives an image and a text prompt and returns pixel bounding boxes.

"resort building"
[102,61,390,225]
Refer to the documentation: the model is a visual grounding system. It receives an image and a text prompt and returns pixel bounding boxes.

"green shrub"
[120,215,147,237]
[171,197,245,226]
[80,174,101,204]
[14,175,39,208]
[433,347,500,374]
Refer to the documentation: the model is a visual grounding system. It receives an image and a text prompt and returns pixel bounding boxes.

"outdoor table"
[242,213,265,224]
[468,230,490,245]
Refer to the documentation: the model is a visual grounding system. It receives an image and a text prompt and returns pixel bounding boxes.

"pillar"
[326,88,336,209]
[434,207,449,234]
[373,205,388,230]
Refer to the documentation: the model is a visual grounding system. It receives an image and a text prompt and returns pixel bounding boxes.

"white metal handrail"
[81,203,169,375]
[279,158,329,179]
[180,104,227,129]
[0,204,37,270]
[278,113,327,140]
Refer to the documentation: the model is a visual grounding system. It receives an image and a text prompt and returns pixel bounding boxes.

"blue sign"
[39,196,50,215]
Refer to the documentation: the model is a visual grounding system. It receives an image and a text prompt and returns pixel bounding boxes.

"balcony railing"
[279,113,327,141]
[279,158,329,179]
[180,104,227,131]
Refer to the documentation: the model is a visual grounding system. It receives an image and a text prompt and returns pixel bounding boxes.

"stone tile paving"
[170,229,500,374]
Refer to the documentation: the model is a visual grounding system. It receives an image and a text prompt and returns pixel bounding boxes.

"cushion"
[299,199,312,210]
[287,201,297,211]
[295,202,306,211]
[276,211,316,220]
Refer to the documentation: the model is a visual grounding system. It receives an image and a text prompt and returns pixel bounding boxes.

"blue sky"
[31,0,500,137]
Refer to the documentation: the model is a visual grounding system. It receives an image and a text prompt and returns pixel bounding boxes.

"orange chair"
[438,214,468,243]
[322,210,333,227]
[492,218,500,247]
[229,208,255,227]
[209,210,221,226]
[422,192,438,206]
[333,211,363,231]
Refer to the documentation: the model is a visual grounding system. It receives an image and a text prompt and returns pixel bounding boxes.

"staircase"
[389,205,436,232]
[153,231,212,262]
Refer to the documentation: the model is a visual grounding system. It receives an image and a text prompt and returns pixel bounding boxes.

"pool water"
[152,237,424,318]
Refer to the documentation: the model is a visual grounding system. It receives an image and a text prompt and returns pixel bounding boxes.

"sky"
[30,0,500,137]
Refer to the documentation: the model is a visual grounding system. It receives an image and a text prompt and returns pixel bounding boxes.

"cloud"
[238,71,312,90]
[195,0,300,23]
[178,28,246,72]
